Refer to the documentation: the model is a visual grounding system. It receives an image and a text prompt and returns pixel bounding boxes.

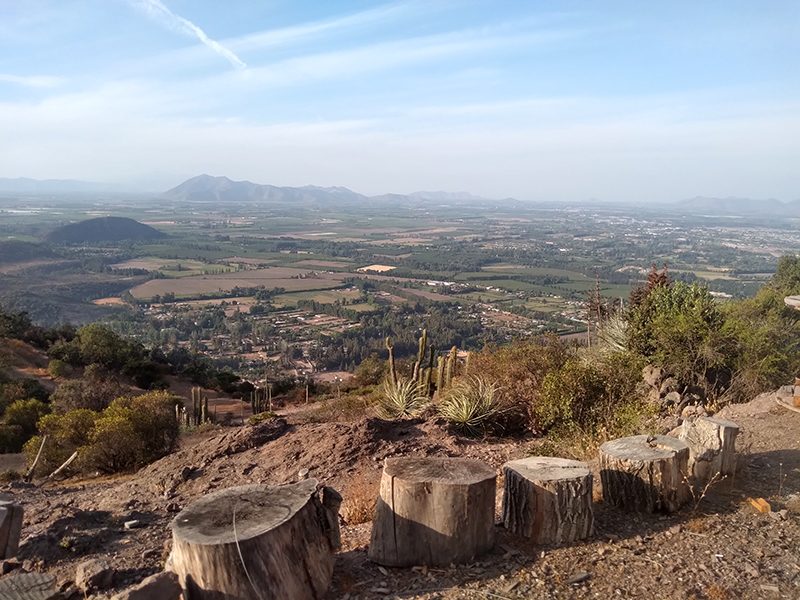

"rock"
[110,571,182,600]
[123,520,142,530]
[680,404,707,420]
[75,558,114,592]
[141,549,160,560]
[659,377,678,395]
[165,502,181,513]
[0,572,59,600]
[1,557,21,574]
[565,571,591,584]
[642,365,664,389]
[664,391,681,406]
[298,468,310,479]
[179,466,194,481]
[779,509,789,520]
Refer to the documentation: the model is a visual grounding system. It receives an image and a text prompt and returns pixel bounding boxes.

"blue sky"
[1,1,798,202]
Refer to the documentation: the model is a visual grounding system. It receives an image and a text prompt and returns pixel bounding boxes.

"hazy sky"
[1,1,798,202]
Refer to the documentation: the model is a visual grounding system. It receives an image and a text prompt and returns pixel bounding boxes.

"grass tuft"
[377,377,429,419]
[437,376,503,437]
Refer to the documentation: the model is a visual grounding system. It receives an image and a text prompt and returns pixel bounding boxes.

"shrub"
[4,399,50,436]
[50,366,129,412]
[104,391,180,465]
[0,424,25,453]
[24,409,98,476]
[48,359,67,379]
[437,376,503,437]
[248,411,277,425]
[377,377,429,419]
[83,415,142,473]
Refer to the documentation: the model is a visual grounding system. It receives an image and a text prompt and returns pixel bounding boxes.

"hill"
[0,240,57,265]
[45,217,168,243]
[163,175,369,204]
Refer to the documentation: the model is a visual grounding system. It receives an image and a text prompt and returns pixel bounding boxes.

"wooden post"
[169,480,340,600]
[679,416,739,482]
[599,435,690,513]
[0,501,24,559]
[369,457,496,567]
[501,457,593,545]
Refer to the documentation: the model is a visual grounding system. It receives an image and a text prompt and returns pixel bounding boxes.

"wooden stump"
[501,457,593,545]
[169,479,341,600]
[599,435,690,513]
[0,501,24,559]
[369,457,496,567]
[679,416,739,482]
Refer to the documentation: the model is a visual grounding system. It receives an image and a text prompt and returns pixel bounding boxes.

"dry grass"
[340,470,380,525]
[686,517,707,533]
[705,584,730,600]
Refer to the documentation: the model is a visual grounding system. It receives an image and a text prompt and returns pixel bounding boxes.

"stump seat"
[0,501,24,559]
[679,416,739,482]
[169,480,340,600]
[369,457,496,567]
[501,457,593,545]
[599,435,690,513]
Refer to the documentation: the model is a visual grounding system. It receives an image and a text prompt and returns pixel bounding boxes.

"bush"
[103,391,180,465]
[437,376,503,437]
[4,399,50,436]
[83,415,143,473]
[48,359,67,379]
[377,377,429,418]
[50,366,129,412]
[0,424,25,453]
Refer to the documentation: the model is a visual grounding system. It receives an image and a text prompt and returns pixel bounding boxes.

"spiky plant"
[437,376,502,437]
[377,377,430,419]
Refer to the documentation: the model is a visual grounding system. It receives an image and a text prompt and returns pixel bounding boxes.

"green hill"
[46,217,168,243]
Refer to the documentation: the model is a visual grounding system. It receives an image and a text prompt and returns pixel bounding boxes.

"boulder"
[75,558,114,592]
[642,365,664,389]
[110,571,182,600]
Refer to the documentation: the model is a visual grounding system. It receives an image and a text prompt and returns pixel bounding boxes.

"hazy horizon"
[2,1,799,203]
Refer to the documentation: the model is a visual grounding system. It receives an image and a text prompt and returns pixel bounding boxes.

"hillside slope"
[45,216,167,243]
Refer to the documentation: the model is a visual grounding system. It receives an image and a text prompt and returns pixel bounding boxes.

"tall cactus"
[386,337,397,387]
[436,356,445,394]
[412,329,427,384]
[445,346,457,388]
[425,344,436,397]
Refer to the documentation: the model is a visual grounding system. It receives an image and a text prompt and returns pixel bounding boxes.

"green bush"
[4,399,50,436]
[83,415,143,473]
[48,359,67,379]
[437,376,503,437]
[0,424,25,453]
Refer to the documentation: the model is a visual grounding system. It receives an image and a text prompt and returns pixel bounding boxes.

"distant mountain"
[46,217,168,243]
[0,177,127,194]
[0,240,57,265]
[675,196,800,216]
[163,175,369,204]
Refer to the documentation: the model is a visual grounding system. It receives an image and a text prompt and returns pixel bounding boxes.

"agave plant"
[437,376,502,437]
[377,377,429,419]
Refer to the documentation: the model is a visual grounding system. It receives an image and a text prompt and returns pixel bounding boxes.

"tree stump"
[599,435,690,513]
[679,416,739,482]
[0,501,24,559]
[501,457,593,545]
[169,480,340,600]
[369,457,496,567]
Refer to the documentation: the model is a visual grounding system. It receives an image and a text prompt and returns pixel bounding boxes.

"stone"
[75,558,114,592]
[110,571,182,600]
[664,391,682,406]
[298,468,310,479]
[0,572,59,600]
[659,377,678,395]
[124,520,142,530]
[565,572,591,584]
[680,404,707,420]
[1,557,21,574]
[642,365,664,389]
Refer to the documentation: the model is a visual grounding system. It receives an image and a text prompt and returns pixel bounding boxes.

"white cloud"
[0,73,63,88]
[128,0,246,70]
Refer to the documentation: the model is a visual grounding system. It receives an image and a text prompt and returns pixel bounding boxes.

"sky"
[1,0,799,202]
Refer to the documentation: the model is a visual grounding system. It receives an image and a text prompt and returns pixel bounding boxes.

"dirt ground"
[1,391,798,599]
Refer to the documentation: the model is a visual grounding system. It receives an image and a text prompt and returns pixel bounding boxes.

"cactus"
[412,329,427,384]
[465,351,472,375]
[425,344,435,397]
[445,346,457,388]
[386,337,397,386]
[436,356,445,394]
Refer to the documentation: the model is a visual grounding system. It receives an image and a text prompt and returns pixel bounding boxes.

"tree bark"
[169,479,340,600]
[0,501,25,559]
[599,435,690,513]
[369,457,496,567]
[501,457,593,545]
[679,416,739,482]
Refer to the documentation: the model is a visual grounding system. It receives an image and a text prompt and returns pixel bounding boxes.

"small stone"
[124,520,143,530]
[668,524,682,535]
[165,502,181,513]
[760,584,780,593]
[110,571,182,600]
[141,549,160,560]
[768,511,781,521]
[1,557,21,575]
[779,509,789,520]
[75,559,114,592]
[565,571,591,585]
[298,468,310,479]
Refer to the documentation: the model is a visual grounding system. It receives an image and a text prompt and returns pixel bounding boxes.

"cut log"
[169,479,340,600]
[679,416,739,482]
[0,501,24,559]
[501,457,593,545]
[599,435,690,513]
[369,457,496,567]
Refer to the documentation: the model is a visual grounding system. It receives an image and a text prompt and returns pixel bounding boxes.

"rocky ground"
[1,390,798,599]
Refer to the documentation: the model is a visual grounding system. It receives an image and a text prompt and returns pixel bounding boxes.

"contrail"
[131,0,246,70]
